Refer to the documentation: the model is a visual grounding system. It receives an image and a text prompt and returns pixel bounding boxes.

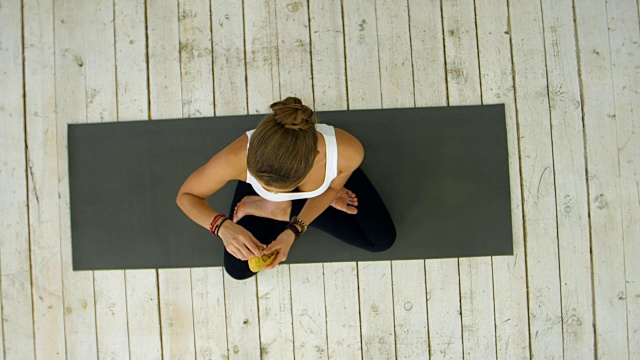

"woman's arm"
[176,135,264,260]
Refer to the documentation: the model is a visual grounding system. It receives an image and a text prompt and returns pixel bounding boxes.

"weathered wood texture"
[0,0,636,359]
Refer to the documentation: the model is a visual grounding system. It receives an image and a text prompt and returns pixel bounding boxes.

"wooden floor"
[1,0,638,359]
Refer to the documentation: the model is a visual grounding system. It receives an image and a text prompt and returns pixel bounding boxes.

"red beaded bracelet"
[209,214,225,234]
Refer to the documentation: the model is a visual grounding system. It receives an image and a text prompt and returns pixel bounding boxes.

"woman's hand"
[218,220,264,260]
[263,230,296,270]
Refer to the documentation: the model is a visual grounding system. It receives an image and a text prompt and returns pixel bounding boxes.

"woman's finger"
[265,253,281,270]
[246,234,264,257]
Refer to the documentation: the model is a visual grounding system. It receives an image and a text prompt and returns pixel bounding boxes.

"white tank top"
[245,124,339,202]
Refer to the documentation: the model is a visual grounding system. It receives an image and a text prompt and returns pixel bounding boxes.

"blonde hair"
[247,97,317,189]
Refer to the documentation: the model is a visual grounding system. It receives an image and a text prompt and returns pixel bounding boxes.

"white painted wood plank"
[408,0,447,107]
[308,2,362,359]
[392,261,429,360]
[358,262,395,360]
[256,268,294,360]
[425,260,463,360]
[309,0,347,110]
[441,0,480,104]
[375,0,414,108]
[0,0,36,358]
[178,0,213,118]
[342,0,382,109]
[605,0,640,357]
[158,269,195,359]
[474,0,530,358]
[508,0,564,358]
[539,0,596,358]
[147,0,183,119]
[147,0,196,358]
[458,258,496,360]
[113,1,162,358]
[275,0,313,104]
[441,1,496,358]
[223,274,261,359]
[243,0,280,114]
[93,272,129,360]
[323,263,362,360]
[211,0,247,116]
[192,268,228,360]
[84,1,131,358]
[574,0,629,358]
[114,0,149,122]
[124,270,162,360]
[290,264,329,359]
[53,0,99,358]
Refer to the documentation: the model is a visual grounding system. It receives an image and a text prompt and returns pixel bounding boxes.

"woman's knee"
[367,225,397,252]
[223,262,256,280]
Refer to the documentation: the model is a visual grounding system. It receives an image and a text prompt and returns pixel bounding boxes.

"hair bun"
[270,97,315,130]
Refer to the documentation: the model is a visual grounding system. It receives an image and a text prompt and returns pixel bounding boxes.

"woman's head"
[247,97,317,191]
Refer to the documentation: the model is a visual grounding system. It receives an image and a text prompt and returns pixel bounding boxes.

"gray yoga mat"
[68,105,513,271]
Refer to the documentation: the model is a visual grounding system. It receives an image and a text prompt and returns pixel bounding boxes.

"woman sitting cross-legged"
[176,96,396,280]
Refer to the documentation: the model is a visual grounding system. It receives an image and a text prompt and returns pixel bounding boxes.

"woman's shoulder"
[332,127,364,172]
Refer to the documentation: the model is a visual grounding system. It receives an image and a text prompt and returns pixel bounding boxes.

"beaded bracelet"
[209,214,226,235]
[214,218,229,236]
[289,216,308,234]
[285,223,301,240]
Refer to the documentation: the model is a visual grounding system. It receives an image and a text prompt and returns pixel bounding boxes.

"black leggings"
[223,167,396,280]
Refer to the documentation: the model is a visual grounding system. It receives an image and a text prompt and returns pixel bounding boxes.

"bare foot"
[233,196,292,223]
[331,188,358,215]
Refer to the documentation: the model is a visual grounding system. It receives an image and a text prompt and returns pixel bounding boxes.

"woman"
[176,97,396,280]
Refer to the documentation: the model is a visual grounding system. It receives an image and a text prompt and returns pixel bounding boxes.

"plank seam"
[241,0,249,114]
[189,270,198,357]
[112,0,120,121]
[273,2,282,101]
[176,0,185,118]
[390,262,398,359]
[155,270,165,358]
[254,275,264,358]
[209,0,217,115]
[221,273,230,358]
[20,0,38,357]
[123,271,133,360]
[356,264,364,360]
[405,0,417,109]
[536,0,567,355]
[321,265,330,359]
[504,1,534,359]
[144,0,152,120]
[472,0,485,104]
[373,0,383,107]
[570,0,599,356]
[92,273,100,357]
[439,0,449,105]
[305,0,316,108]
[457,263,465,360]
[423,262,432,359]
[288,266,297,359]
[339,0,350,110]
